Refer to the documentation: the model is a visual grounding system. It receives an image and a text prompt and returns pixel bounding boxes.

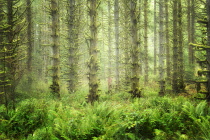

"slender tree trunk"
[205,0,210,102]
[165,0,171,82]
[114,0,120,91]
[139,0,142,75]
[159,0,165,96]
[50,0,60,97]
[87,0,99,104]
[130,0,141,98]
[108,0,112,93]
[26,0,33,88]
[123,1,131,90]
[0,1,7,110]
[188,0,195,64]
[172,0,178,94]
[67,0,79,93]
[187,0,192,64]
[177,0,184,92]
[154,0,157,75]
[144,0,148,85]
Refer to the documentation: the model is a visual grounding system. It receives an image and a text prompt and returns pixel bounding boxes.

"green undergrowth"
[0,90,210,140]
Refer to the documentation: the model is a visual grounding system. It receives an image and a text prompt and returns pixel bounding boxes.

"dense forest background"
[0,0,210,139]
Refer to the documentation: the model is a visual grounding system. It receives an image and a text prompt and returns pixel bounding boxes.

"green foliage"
[0,99,48,139]
[0,92,209,140]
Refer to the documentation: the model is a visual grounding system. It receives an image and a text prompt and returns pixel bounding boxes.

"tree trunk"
[123,0,131,91]
[144,0,148,85]
[108,0,112,93]
[67,0,79,93]
[159,0,165,96]
[165,0,171,83]
[114,0,120,91]
[26,0,33,89]
[50,0,60,97]
[87,0,99,104]
[130,0,141,98]
[205,0,210,102]
[172,0,178,94]
[177,0,184,92]
[154,0,157,75]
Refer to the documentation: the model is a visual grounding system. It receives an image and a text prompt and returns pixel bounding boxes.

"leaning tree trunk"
[114,0,120,91]
[87,0,99,104]
[159,0,165,96]
[144,0,149,85]
[130,0,141,98]
[50,0,60,97]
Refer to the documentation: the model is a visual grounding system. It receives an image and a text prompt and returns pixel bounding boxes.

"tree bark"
[205,0,210,102]
[177,0,184,92]
[26,0,33,88]
[159,0,165,96]
[144,0,148,85]
[114,0,120,91]
[50,0,60,97]
[172,0,178,94]
[154,0,157,75]
[87,0,99,104]
[67,0,79,93]
[130,0,141,98]
[165,0,171,83]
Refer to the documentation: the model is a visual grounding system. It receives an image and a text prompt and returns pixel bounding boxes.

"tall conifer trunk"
[50,0,60,97]
[26,0,33,88]
[159,0,165,96]
[144,0,148,85]
[165,0,171,82]
[205,0,210,102]
[172,0,178,93]
[177,0,184,92]
[108,0,112,93]
[154,0,157,75]
[67,0,79,93]
[114,0,120,91]
[87,0,99,104]
[130,0,141,98]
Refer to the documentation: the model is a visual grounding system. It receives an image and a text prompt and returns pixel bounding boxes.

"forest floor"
[0,81,210,140]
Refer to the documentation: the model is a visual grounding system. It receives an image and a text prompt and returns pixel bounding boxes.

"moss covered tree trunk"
[165,0,171,83]
[108,0,112,93]
[206,0,210,102]
[130,0,141,98]
[159,0,165,96]
[26,0,33,89]
[122,0,131,91]
[114,0,120,91]
[188,0,195,64]
[154,0,157,75]
[172,0,178,94]
[67,0,79,93]
[50,0,60,97]
[144,0,148,85]
[0,0,7,107]
[87,0,99,104]
[177,0,184,92]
